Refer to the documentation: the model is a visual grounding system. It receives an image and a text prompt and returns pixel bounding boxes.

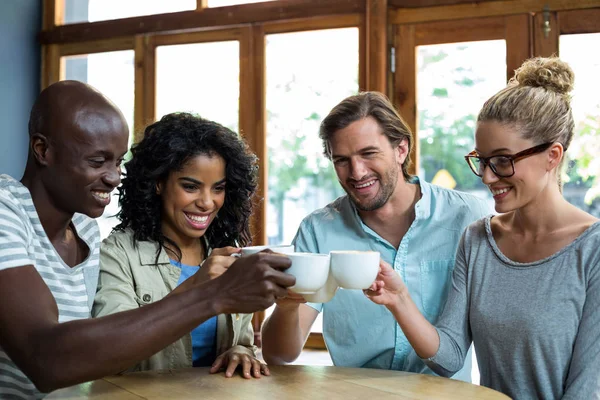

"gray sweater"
[425,216,600,400]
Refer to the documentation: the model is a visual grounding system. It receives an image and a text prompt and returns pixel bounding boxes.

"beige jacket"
[92,229,256,372]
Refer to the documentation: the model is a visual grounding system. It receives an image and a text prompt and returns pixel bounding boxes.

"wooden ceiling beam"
[390,0,600,25]
[39,0,363,44]
[389,0,502,7]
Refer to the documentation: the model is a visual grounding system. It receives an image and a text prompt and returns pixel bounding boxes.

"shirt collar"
[350,175,431,229]
[138,236,211,266]
[413,176,432,220]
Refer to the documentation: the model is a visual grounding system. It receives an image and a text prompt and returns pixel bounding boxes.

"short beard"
[347,167,398,212]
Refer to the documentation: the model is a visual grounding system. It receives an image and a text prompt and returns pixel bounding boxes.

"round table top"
[47,365,510,400]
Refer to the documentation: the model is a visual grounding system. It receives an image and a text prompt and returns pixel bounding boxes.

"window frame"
[41,0,599,350]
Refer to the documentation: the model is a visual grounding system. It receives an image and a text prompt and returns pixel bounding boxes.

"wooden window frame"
[41,0,383,351]
[534,7,600,57]
[392,14,532,175]
[42,0,598,353]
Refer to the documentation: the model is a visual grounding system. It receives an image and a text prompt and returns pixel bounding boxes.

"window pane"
[63,0,196,24]
[417,40,506,210]
[559,33,600,218]
[155,41,239,131]
[265,28,359,333]
[63,51,135,239]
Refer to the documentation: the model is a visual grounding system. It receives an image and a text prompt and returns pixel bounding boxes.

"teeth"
[187,214,209,223]
[355,180,376,189]
[491,187,511,196]
[92,191,110,199]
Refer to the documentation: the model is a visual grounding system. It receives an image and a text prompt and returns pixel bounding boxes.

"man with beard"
[261,92,491,382]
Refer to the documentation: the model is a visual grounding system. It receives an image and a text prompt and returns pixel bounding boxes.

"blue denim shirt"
[293,178,492,382]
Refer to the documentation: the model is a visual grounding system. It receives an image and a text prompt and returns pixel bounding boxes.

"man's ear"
[395,138,410,166]
[30,133,51,166]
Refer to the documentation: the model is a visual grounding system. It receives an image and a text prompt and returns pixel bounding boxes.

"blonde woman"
[365,57,600,399]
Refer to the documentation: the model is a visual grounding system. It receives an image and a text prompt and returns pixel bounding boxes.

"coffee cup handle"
[231,253,241,258]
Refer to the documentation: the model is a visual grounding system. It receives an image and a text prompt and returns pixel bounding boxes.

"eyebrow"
[332,146,380,159]
[474,147,513,156]
[89,150,123,158]
[179,177,226,186]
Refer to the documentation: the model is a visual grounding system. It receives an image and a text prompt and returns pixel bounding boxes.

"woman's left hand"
[199,246,241,282]
[364,260,408,308]
[210,345,270,379]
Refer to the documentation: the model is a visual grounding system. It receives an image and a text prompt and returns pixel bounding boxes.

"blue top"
[170,259,217,367]
[292,177,492,382]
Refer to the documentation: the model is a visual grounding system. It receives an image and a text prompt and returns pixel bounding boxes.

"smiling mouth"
[352,179,377,189]
[92,191,110,200]
[185,213,210,224]
[490,187,511,196]
[91,191,111,206]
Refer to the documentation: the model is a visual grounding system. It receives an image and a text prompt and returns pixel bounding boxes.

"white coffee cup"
[302,273,339,303]
[286,252,331,294]
[234,244,295,257]
[330,250,380,289]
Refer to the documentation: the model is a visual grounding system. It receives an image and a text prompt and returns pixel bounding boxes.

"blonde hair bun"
[512,57,574,95]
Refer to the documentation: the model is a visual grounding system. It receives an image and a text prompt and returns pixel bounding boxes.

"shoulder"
[420,181,493,226]
[0,175,30,215]
[462,216,489,241]
[299,195,351,227]
[102,228,138,252]
[577,222,600,267]
[427,182,489,210]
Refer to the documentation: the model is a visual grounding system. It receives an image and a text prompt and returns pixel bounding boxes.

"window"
[265,27,359,333]
[63,0,195,24]
[417,40,506,208]
[559,33,600,217]
[155,41,240,131]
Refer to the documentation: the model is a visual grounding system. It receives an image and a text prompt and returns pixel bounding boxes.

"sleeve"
[92,235,140,317]
[0,194,34,271]
[561,246,600,399]
[423,231,473,377]
[291,217,323,313]
[234,313,258,357]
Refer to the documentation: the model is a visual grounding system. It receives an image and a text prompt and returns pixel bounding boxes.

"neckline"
[19,183,94,272]
[484,215,600,268]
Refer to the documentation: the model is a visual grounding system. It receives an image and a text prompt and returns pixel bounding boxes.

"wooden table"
[47,365,510,400]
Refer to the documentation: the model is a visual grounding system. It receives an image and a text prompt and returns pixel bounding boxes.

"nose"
[103,165,121,188]
[195,188,214,210]
[480,162,498,185]
[349,158,368,181]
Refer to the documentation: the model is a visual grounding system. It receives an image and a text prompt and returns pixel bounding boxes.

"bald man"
[0,81,294,399]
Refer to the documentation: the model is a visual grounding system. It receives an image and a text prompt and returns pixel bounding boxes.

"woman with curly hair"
[92,112,268,378]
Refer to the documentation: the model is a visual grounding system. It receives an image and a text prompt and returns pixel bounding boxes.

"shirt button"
[143,294,151,302]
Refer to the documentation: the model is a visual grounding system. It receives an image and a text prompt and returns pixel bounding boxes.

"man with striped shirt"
[0,81,295,399]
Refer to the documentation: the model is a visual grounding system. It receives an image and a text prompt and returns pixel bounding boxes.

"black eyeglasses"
[464,142,554,178]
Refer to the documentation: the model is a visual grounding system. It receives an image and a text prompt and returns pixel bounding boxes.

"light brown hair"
[478,57,575,189]
[319,92,414,181]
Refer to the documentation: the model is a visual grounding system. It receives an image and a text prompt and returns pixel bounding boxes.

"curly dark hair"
[115,112,258,261]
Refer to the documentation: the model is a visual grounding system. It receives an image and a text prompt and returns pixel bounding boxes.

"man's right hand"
[213,250,295,314]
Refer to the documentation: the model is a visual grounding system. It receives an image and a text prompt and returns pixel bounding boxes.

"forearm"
[28,282,222,392]
[261,306,307,365]
[388,291,440,359]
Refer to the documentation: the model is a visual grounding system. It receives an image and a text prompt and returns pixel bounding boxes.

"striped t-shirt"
[0,175,101,399]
